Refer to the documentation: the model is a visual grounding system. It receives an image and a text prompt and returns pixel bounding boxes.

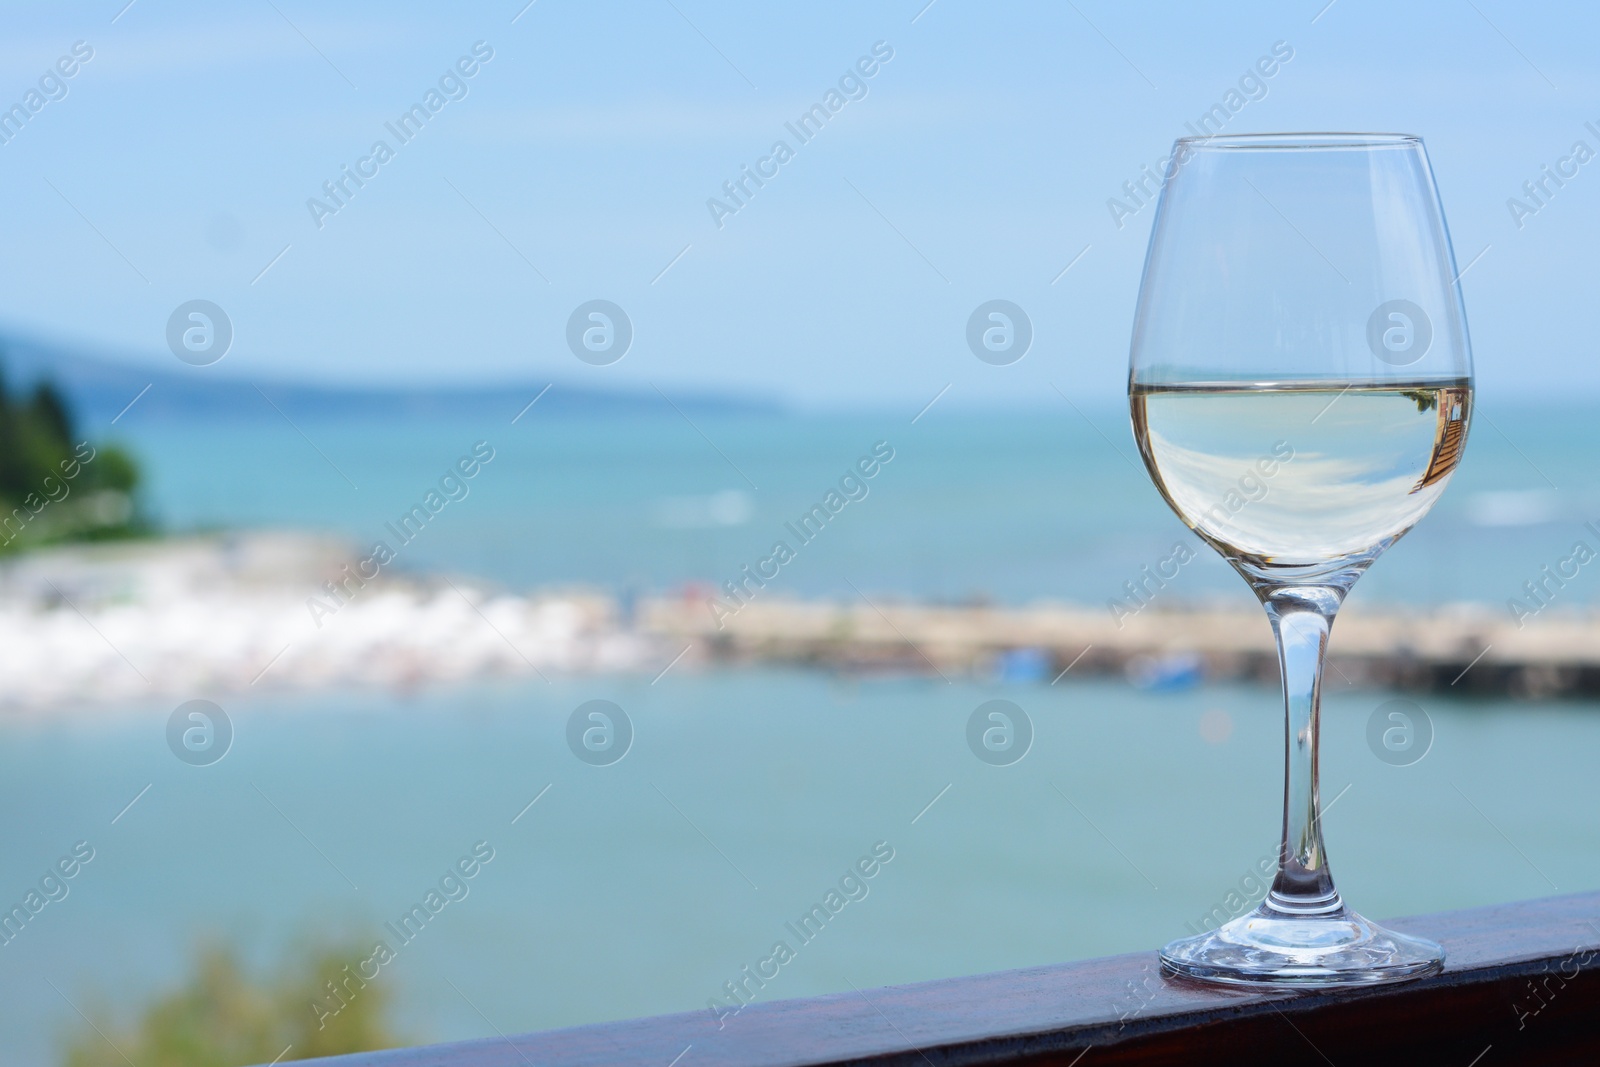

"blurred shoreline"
[1,530,1594,711]
[0,532,661,713]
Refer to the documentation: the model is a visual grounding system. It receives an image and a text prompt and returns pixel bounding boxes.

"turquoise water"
[6,675,1600,1064]
[113,403,1600,609]
[3,405,1599,1064]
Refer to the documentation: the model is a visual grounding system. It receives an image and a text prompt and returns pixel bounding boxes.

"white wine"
[1130,380,1470,565]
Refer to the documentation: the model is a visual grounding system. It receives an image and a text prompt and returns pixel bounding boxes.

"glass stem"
[1261,584,1345,917]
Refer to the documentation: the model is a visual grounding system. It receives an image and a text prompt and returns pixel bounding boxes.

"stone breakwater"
[6,532,1599,710]
[642,595,1600,699]
[0,533,660,712]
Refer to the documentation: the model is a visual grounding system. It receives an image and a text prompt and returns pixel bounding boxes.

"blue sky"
[0,0,1592,409]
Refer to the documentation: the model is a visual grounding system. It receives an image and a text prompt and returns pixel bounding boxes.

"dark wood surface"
[279,891,1600,1067]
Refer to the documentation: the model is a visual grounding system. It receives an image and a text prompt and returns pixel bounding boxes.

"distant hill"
[0,332,780,427]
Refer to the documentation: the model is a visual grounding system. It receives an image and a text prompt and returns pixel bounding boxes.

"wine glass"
[1128,133,1472,986]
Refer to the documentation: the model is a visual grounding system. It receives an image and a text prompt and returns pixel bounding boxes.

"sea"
[3,400,1599,1065]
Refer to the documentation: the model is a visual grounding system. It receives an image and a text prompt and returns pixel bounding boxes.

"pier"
[643,594,1600,698]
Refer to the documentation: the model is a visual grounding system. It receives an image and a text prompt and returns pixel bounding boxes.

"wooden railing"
[281,891,1600,1066]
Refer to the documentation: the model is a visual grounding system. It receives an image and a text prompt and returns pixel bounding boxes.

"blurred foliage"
[60,939,404,1067]
[0,355,146,552]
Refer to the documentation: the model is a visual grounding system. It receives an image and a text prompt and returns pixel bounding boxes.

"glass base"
[1160,902,1444,988]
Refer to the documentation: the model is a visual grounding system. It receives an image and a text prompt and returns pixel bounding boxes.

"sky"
[0,0,1593,410]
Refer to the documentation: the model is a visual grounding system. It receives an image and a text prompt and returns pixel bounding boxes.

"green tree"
[31,381,75,448]
[0,354,147,551]
[60,940,405,1067]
